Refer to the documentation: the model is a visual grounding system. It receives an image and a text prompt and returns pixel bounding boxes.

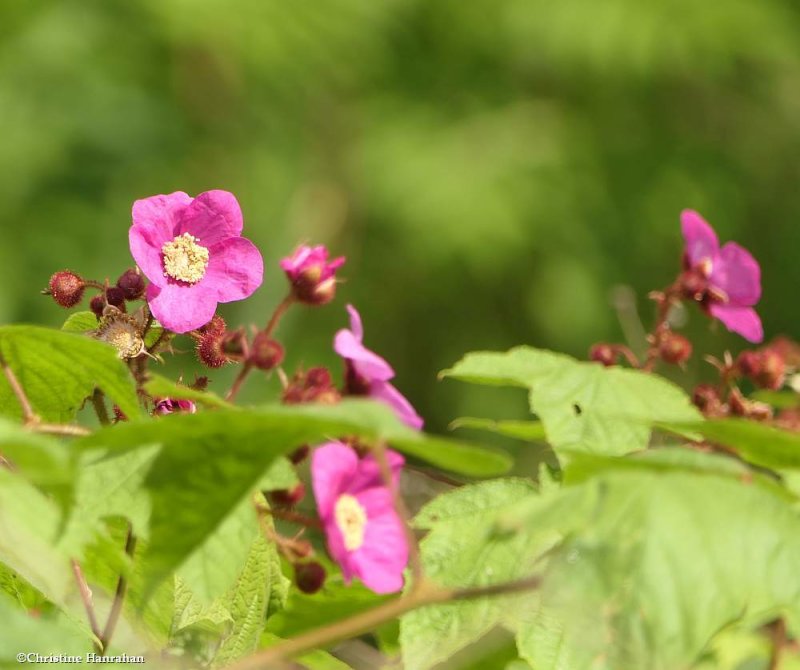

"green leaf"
[662,418,800,470]
[76,401,509,596]
[442,347,700,458]
[144,374,233,410]
[61,310,98,333]
[450,417,547,442]
[0,325,141,422]
[260,633,354,669]
[751,389,800,409]
[400,479,559,670]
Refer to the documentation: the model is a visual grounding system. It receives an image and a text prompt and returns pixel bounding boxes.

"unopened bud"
[269,483,306,508]
[89,294,106,318]
[679,269,708,300]
[755,349,785,390]
[116,269,145,301]
[658,332,692,365]
[294,561,326,594]
[105,286,126,310]
[289,445,310,464]
[692,384,723,416]
[250,333,285,371]
[736,350,762,378]
[47,271,85,308]
[589,343,617,367]
[197,332,229,368]
[200,315,226,335]
[221,330,246,361]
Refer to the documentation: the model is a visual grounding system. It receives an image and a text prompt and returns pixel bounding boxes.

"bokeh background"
[2,0,800,434]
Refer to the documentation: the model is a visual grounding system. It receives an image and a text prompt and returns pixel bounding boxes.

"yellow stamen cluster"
[162,233,210,284]
[334,494,367,552]
[94,311,145,359]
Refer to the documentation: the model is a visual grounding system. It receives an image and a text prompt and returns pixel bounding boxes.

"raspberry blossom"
[154,398,197,415]
[129,191,263,333]
[681,210,763,343]
[311,441,408,594]
[280,245,345,305]
[334,305,423,429]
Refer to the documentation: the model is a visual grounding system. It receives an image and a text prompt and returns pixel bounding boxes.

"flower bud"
[283,366,340,404]
[589,343,617,367]
[269,483,306,508]
[678,269,708,301]
[658,332,692,365]
[200,315,226,335]
[89,294,106,318]
[47,271,85,308]
[289,445,310,464]
[294,561,326,594]
[154,398,197,415]
[221,330,246,361]
[105,286,126,310]
[250,333,285,371]
[197,332,229,368]
[736,350,762,378]
[755,349,785,390]
[116,269,145,301]
[280,245,345,306]
[692,384,723,416]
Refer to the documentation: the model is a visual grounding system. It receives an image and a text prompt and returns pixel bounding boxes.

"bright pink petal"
[146,282,218,334]
[350,487,408,594]
[178,190,243,247]
[323,518,355,583]
[280,246,316,275]
[311,442,359,519]
[371,381,424,430]
[709,304,764,343]
[350,450,405,493]
[681,210,719,266]
[710,242,761,306]
[334,330,395,381]
[346,304,364,341]
[201,237,264,302]
[130,192,192,286]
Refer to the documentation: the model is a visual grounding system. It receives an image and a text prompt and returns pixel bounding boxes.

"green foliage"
[443,347,700,458]
[144,374,233,410]
[449,417,547,442]
[0,325,141,422]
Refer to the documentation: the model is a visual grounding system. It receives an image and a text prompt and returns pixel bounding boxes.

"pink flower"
[280,245,345,305]
[681,210,763,343]
[334,305,424,429]
[311,441,408,594]
[129,191,264,333]
[154,398,197,415]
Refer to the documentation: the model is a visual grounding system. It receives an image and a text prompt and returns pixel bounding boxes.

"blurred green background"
[2,0,799,433]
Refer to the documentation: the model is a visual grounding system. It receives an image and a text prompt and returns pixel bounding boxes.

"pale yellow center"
[95,315,144,359]
[334,494,367,551]
[162,233,209,284]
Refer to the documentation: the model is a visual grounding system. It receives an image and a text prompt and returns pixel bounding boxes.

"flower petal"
[178,190,244,247]
[323,518,355,583]
[709,304,764,343]
[334,329,395,382]
[350,449,405,493]
[350,487,408,594]
[681,210,719,266]
[201,237,264,302]
[346,304,363,341]
[311,442,359,520]
[130,192,192,286]
[370,381,424,430]
[710,242,761,306]
[146,282,218,334]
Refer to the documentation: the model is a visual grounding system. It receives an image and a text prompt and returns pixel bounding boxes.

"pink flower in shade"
[334,305,424,430]
[129,191,264,334]
[311,441,408,594]
[280,245,346,305]
[681,210,763,343]
[154,398,197,415]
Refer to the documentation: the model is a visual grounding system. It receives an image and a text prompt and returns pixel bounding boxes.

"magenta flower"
[280,245,345,305]
[154,398,197,415]
[311,441,408,594]
[334,305,424,429]
[129,191,263,333]
[681,210,763,343]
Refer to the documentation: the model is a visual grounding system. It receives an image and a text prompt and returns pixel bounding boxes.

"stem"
[261,504,323,529]
[71,560,103,653]
[373,442,423,586]
[99,525,136,654]
[225,362,253,402]
[31,423,91,437]
[264,295,295,338]
[0,352,38,423]
[768,618,786,670]
[91,390,110,426]
[643,282,681,372]
[229,575,541,670]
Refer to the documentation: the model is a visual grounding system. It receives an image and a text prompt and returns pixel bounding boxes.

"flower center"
[162,233,210,284]
[334,494,367,551]
[94,311,145,359]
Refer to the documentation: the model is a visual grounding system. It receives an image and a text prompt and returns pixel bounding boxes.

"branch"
[91,390,110,426]
[71,560,103,653]
[99,525,136,654]
[228,575,541,670]
[29,423,91,437]
[0,352,37,423]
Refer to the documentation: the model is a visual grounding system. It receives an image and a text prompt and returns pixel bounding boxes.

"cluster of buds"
[282,367,340,405]
[45,268,146,317]
[194,316,286,373]
[735,344,788,391]
[691,384,773,421]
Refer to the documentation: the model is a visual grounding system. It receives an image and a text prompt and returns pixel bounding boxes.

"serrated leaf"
[450,417,547,442]
[145,374,233,410]
[76,401,509,597]
[61,311,98,333]
[0,598,90,663]
[443,347,700,458]
[0,325,141,422]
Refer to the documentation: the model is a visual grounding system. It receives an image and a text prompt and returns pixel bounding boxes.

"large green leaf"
[442,347,700,457]
[77,401,507,596]
[449,418,547,442]
[0,325,141,422]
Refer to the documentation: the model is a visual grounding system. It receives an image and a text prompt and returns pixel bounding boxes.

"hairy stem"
[91,390,110,426]
[0,352,38,423]
[99,525,136,654]
[264,294,295,339]
[229,575,541,669]
[71,560,103,653]
[225,362,253,402]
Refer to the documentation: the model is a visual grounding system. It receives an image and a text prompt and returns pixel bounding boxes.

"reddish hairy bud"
[89,294,106,318]
[283,366,340,404]
[589,343,617,367]
[294,561,326,594]
[47,271,85,308]
[269,483,306,508]
[658,332,692,365]
[736,350,762,379]
[116,269,145,301]
[197,332,229,368]
[200,315,227,335]
[105,286,126,309]
[692,384,723,416]
[678,269,708,301]
[755,349,785,390]
[250,333,285,371]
